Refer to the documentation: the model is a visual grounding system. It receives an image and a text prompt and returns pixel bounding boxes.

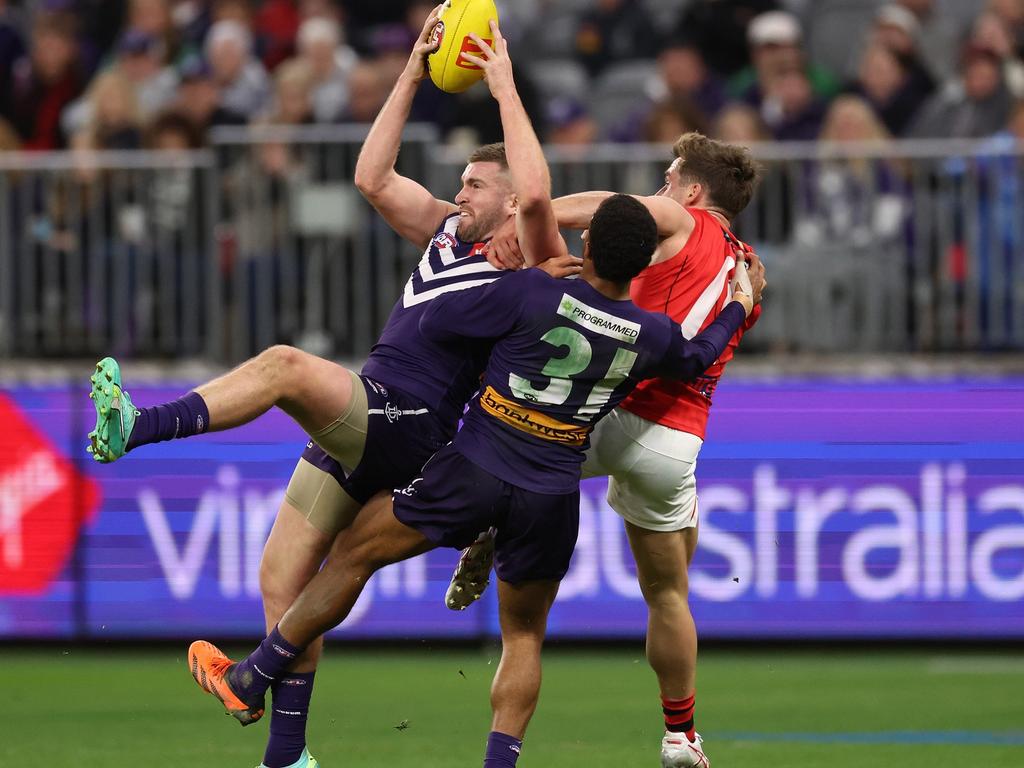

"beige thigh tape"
[310,369,368,472]
[284,458,361,535]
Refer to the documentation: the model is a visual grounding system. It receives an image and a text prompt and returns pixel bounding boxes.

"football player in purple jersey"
[185,20,763,768]
[87,7,578,768]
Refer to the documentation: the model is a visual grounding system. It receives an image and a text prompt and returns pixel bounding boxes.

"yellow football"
[427,0,499,93]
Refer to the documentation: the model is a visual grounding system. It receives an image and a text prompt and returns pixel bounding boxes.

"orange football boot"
[188,640,265,726]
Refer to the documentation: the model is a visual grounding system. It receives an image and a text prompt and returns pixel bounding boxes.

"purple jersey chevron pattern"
[361,212,501,424]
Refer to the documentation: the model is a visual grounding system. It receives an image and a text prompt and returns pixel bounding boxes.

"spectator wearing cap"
[671,0,780,80]
[61,28,178,139]
[546,96,599,147]
[295,16,358,122]
[573,0,658,77]
[652,37,727,122]
[843,5,940,136]
[728,11,839,110]
[205,19,270,119]
[726,12,833,141]
[4,11,83,150]
[910,43,1014,138]
[173,53,247,138]
[868,4,938,95]
[116,29,179,118]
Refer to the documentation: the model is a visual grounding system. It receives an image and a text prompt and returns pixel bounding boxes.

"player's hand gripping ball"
[427,0,500,93]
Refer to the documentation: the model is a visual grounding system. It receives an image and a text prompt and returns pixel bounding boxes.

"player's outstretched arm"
[658,260,765,381]
[552,191,615,230]
[553,191,695,265]
[464,22,566,267]
[353,3,456,249]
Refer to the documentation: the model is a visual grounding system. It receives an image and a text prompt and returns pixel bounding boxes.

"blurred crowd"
[2,0,1024,154]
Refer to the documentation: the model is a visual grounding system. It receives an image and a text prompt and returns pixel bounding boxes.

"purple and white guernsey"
[361,212,501,424]
[419,269,747,493]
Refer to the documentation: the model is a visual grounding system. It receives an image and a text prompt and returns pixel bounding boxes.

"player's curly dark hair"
[588,194,658,284]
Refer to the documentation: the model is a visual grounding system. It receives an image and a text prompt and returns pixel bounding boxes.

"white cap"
[876,4,920,38]
[298,17,341,51]
[747,11,802,47]
[205,20,252,55]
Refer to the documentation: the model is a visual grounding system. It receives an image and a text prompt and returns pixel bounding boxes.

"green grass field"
[3,646,1022,767]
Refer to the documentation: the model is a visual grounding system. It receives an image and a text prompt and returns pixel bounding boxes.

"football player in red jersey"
[454,132,762,768]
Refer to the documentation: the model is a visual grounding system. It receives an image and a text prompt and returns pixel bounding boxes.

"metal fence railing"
[0,150,216,359]
[208,124,436,362]
[1,133,1022,362]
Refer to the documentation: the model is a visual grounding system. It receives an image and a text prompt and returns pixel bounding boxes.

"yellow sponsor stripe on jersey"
[479,386,590,446]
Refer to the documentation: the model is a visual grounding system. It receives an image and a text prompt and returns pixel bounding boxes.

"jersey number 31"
[509,326,638,424]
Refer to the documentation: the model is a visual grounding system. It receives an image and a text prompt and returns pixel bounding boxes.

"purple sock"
[229,626,304,702]
[126,391,209,450]
[483,731,522,767]
[262,670,316,768]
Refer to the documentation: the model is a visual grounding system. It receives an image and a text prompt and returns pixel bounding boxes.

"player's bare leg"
[89,346,359,462]
[486,579,559,764]
[195,345,356,433]
[189,492,434,721]
[260,502,334,674]
[626,521,708,768]
[256,501,336,767]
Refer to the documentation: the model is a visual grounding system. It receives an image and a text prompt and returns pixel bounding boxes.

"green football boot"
[87,357,138,463]
[259,748,319,768]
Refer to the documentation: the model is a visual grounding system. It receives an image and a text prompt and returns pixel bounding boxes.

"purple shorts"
[300,376,452,504]
[393,443,580,584]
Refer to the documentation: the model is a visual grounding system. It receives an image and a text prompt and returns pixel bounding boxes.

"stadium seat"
[518,6,584,61]
[527,58,591,107]
[590,60,661,138]
[804,0,886,78]
[642,0,693,30]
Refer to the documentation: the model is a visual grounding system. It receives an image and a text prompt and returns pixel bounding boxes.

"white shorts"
[582,408,703,532]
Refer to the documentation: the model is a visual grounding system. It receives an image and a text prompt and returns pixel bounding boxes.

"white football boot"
[661,731,709,768]
[444,527,496,610]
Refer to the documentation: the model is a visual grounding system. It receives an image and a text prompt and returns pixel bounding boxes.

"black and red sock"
[662,693,696,742]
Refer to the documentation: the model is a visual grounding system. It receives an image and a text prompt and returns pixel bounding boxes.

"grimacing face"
[658,157,687,202]
[454,161,516,242]
[657,155,707,209]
